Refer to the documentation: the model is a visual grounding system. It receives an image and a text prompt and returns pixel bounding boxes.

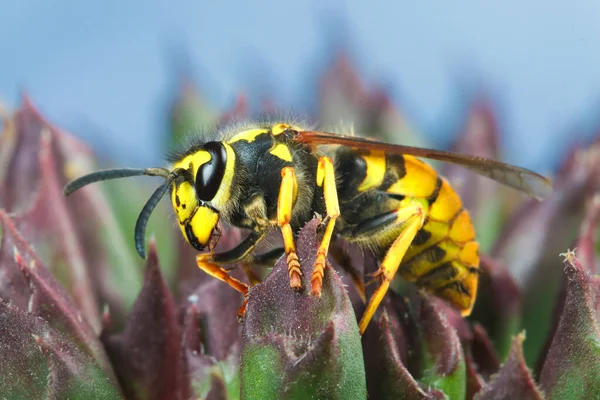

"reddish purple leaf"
[470,255,521,358]
[465,351,485,400]
[102,241,189,400]
[475,333,544,400]
[0,98,143,328]
[419,294,464,376]
[538,250,600,399]
[418,294,466,398]
[182,277,243,361]
[0,300,121,398]
[0,211,116,379]
[362,292,445,399]
[181,300,234,399]
[469,324,501,378]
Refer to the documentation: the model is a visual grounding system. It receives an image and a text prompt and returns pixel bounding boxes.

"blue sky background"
[1,1,600,173]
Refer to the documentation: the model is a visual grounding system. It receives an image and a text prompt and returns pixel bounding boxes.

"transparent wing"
[295,130,552,200]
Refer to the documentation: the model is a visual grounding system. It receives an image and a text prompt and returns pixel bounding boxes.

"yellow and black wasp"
[64,122,552,334]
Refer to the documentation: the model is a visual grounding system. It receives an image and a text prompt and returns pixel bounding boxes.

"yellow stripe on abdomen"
[386,155,438,197]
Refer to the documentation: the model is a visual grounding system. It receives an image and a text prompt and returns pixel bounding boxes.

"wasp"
[64,122,551,334]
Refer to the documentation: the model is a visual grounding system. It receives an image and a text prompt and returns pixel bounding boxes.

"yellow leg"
[358,204,425,335]
[278,167,303,290]
[311,156,341,297]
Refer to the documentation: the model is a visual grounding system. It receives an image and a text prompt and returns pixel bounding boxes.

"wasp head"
[170,141,230,252]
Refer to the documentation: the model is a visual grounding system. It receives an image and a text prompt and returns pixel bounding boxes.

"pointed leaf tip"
[102,243,189,399]
[475,332,544,400]
[538,249,600,399]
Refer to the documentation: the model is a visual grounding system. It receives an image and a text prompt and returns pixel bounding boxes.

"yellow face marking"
[188,206,220,246]
[386,155,438,197]
[170,144,236,211]
[171,181,197,223]
[358,150,386,192]
[269,143,293,162]
[228,128,269,143]
[172,150,211,174]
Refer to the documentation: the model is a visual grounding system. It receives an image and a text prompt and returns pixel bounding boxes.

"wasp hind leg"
[278,167,303,290]
[311,156,341,297]
[357,203,426,335]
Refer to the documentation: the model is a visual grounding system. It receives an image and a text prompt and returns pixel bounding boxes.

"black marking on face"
[185,223,206,251]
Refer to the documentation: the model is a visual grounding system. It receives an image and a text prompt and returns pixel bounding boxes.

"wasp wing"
[295,130,552,200]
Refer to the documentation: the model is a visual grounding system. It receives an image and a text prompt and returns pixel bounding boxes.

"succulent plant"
[1,56,600,399]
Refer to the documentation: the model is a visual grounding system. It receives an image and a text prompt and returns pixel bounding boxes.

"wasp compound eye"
[196,141,227,201]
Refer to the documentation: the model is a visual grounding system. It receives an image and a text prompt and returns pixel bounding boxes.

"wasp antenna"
[134,174,176,259]
[63,167,171,196]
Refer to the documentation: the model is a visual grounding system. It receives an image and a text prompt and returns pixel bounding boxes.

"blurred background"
[1,0,600,172]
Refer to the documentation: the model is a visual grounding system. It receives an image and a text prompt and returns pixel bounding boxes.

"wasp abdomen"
[335,148,479,313]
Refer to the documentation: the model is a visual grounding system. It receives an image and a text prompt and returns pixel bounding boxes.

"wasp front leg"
[196,254,250,318]
[311,156,341,297]
[278,167,303,290]
[196,230,265,319]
